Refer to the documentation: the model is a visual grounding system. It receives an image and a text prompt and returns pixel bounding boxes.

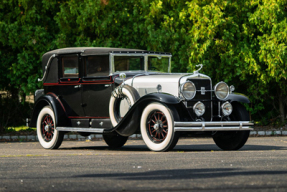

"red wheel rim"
[41,114,54,142]
[147,110,168,143]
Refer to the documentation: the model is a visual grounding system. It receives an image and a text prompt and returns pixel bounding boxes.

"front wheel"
[140,102,179,152]
[36,106,64,149]
[213,102,250,150]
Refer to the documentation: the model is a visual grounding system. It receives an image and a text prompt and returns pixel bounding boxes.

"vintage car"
[30,47,254,152]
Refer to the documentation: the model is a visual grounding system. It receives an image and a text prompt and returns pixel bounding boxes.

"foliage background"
[0,0,287,132]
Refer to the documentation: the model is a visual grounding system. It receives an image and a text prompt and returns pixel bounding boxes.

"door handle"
[74,84,82,88]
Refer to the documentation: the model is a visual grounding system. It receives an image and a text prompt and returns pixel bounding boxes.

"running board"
[56,127,104,133]
[174,121,254,132]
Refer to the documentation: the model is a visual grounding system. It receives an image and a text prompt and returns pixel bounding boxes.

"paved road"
[0,137,287,192]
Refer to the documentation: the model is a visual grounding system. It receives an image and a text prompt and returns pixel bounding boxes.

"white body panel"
[125,74,186,97]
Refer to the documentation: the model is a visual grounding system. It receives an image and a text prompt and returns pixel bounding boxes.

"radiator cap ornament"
[194,64,203,74]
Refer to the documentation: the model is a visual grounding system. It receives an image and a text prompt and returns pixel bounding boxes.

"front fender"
[224,93,250,103]
[137,92,181,104]
[30,93,69,127]
[106,93,181,136]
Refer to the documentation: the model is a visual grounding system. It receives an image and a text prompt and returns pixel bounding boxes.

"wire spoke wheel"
[37,106,64,149]
[41,114,54,142]
[147,111,168,143]
[140,102,180,152]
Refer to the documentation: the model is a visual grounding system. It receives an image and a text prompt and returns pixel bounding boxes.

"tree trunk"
[278,93,285,124]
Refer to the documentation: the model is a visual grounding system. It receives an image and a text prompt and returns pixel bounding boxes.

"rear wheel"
[140,102,179,152]
[36,106,64,149]
[103,132,128,148]
[213,102,250,150]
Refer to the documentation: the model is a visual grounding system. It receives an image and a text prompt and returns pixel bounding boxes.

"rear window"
[61,56,79,78]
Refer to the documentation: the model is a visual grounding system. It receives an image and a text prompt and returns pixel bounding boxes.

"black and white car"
[30,47,254,151]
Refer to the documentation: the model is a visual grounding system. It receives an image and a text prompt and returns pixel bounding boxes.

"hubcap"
[147,111,168,143]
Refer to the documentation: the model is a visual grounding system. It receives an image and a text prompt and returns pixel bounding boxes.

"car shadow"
[73,168,287,180]
[59,144,287,152]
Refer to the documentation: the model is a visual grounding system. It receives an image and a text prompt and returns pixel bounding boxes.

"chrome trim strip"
[174,121,254,131]
[56,127,104,133]
[168,57,171,73]
[174,127,253,131]
[38,54,56,82]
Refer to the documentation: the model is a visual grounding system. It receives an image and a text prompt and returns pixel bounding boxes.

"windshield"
[114,56,144,72]
[148,56,169,73]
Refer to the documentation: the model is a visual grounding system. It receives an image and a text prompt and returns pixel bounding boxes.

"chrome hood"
[125,73,211,97]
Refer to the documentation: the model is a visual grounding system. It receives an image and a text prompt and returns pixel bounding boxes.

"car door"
[59,54,85,117]
[81,55,113,117]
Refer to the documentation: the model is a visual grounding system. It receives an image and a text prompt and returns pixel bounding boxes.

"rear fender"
[29,94,69,127]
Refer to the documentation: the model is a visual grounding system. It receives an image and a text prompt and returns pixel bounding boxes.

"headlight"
[214,82,229,100]
[193,101,205,116]
[180,81,196,100]
[221,102,233,116]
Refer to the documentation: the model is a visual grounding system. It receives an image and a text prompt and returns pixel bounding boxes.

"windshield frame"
[109,53,172,75]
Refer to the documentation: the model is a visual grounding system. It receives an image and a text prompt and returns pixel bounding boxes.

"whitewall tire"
[140,102,179,152]
[109,85,140,127]
[36,106,64,149]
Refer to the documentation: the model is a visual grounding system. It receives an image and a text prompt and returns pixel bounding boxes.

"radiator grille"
[186,79,212,121]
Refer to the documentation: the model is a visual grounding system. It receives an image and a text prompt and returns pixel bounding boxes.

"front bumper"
[174,121,254,132]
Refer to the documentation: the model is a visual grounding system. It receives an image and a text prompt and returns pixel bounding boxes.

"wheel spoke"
[153,114,158,121]
[158,132,161,139]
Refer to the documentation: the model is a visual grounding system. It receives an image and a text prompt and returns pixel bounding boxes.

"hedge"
[1,0,287,130]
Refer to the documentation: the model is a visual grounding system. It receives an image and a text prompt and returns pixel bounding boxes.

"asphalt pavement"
[0,137,287,192]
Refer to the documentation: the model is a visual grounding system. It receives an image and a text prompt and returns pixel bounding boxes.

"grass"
[5,126,36,133]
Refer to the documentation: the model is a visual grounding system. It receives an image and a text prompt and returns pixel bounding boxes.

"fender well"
[29,94,69,127]
[107,93,181,136]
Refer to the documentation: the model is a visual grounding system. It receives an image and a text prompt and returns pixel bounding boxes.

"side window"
[61,56,79,79]
[83,56,109,79]
[114,56,144,72]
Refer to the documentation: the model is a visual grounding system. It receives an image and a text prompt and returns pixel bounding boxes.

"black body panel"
[60,85,84,116]
[91,119,112,128]
[82,83,112,117]
[71,119,90,128]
